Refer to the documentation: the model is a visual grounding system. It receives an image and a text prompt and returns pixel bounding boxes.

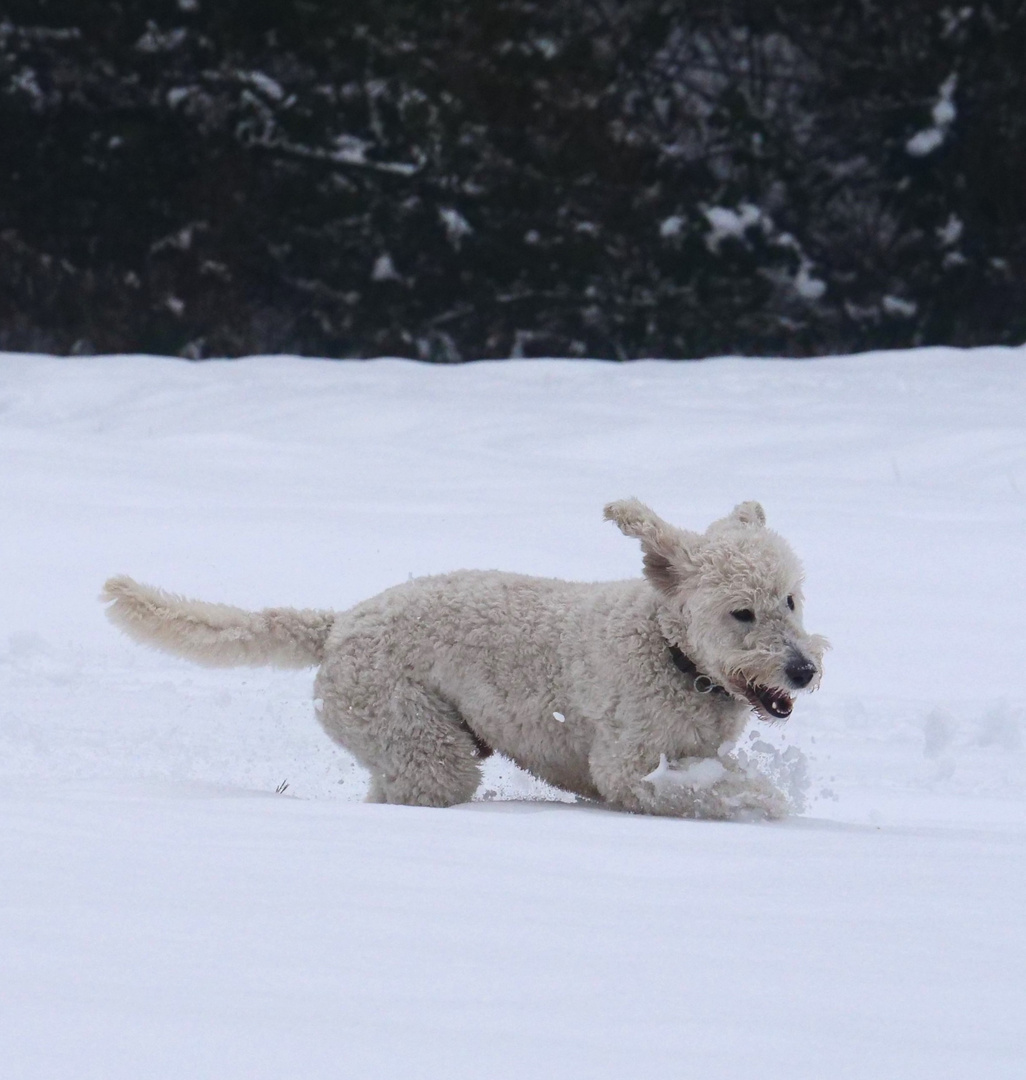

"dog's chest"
[654,681,748,757]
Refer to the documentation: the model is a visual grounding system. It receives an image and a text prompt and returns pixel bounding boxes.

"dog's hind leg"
[319,673,485,808]
[371,683,487,807]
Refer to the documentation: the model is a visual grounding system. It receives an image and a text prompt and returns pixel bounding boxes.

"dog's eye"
[730,609,755,623]
[786,595,795,611]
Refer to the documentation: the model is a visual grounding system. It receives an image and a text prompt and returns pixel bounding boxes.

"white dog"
[102,499,826,819]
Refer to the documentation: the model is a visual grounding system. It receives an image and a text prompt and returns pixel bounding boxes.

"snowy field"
[2,348,1025,1078]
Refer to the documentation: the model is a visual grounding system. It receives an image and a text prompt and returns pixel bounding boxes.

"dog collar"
[667,644,728,696]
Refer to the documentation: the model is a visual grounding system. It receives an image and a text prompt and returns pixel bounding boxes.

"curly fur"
[102,500,827,819]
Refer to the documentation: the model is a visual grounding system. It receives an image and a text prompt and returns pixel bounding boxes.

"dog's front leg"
[641,753,790,820]
[589,734,788,820]
[587,731,706,816]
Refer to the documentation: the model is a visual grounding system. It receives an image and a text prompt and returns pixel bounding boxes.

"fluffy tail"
[101,575,334,668]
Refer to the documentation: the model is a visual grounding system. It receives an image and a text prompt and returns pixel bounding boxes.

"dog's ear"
[729,500,766,527]
[704,501,766,540]
[603,498,700,595]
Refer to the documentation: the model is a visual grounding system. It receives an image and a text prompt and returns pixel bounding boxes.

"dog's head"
[605,498,828,721]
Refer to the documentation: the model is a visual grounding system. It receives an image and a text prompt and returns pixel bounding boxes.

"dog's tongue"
[751,684,793,720]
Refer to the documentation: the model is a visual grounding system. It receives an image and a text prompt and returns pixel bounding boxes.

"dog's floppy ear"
[603,498,699,595]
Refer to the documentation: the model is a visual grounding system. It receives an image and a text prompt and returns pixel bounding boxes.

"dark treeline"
[1,1,1024,359]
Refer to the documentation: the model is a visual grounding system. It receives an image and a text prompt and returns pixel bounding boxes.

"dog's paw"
[640,754,790,821]
[722,775,791,821]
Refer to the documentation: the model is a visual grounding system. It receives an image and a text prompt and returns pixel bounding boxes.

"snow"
[645,752,727,791]
[937,212,964,247]
[882,295,918,318]
[932,74,959,128]
[906,73,958,157]
[240,70,286,102]
[439,206,474,248]
[2,347,1026,1077]
[166,86,192,108]
[659,214,685,238]
[793,259,826,300]
[703,202,764,251]
[906,126,945,157]
[703,207,826,300]
[134,25,188,54]
[371,252,401,282]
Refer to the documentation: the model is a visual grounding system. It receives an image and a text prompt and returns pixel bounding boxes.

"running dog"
[102,499,826,818]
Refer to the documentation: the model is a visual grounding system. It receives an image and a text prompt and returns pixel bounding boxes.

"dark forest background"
[2,1,1024,360]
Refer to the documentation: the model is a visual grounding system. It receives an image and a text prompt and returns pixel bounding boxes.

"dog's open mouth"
[735,681,794,721]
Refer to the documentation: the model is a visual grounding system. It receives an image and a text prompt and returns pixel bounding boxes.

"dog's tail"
[101,575,334,669]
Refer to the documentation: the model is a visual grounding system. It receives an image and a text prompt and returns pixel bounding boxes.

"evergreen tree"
[1,1,1023,358]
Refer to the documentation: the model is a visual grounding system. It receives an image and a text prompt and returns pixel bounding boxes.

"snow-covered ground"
[2,348,1024,1078]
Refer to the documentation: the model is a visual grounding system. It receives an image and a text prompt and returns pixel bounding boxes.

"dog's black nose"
[785,657,817,688]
